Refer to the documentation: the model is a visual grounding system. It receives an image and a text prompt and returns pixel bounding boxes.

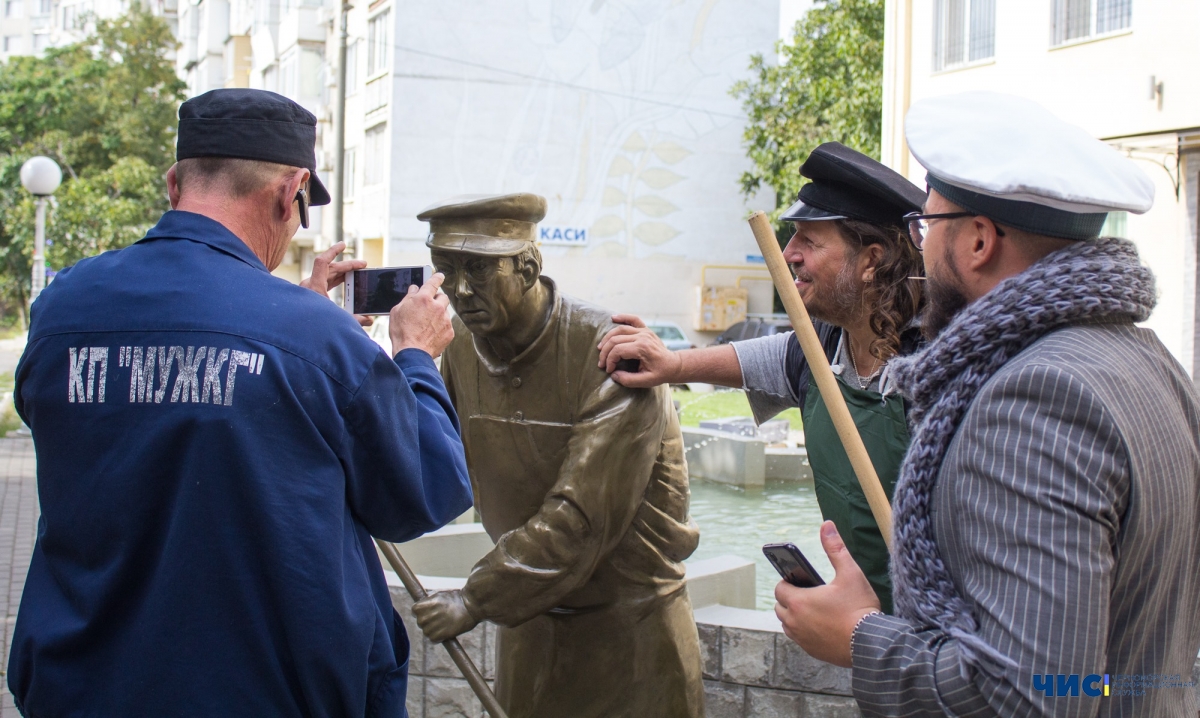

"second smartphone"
[763,542,826,588]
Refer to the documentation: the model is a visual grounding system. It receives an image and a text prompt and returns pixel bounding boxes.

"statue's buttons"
[511,376,522,388]
[514,410,524,421]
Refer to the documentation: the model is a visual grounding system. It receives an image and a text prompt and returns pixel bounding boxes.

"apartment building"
[0,0,178,60]
[0,0,51,58]
[178,0,782,339]
[882,0,1200,377]
[325,0,780,340]
[5,0,781,340]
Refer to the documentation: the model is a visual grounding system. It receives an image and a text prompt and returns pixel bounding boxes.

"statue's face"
[431,250,530,337]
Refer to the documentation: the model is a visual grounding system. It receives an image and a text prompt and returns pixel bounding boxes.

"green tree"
[0,4,184,327]
[731,0,884,222]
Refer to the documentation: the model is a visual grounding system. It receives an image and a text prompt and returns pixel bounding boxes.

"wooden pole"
[376,539,509,718]
[747,212,894,549]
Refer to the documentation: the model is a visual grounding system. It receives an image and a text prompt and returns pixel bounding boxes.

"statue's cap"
[419,193,547,256]
[780,142,925,229]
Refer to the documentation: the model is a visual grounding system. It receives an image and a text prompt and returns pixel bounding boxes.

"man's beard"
[922,260,969,340]
[794,261,861,327]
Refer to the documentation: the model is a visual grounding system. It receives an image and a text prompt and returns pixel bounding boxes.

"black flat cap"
[780,142,925,229]
[177,89,330,206]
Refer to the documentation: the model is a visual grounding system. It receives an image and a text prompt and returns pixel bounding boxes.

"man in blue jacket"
[8,88,473,717]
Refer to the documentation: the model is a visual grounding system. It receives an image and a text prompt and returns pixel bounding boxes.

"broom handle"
[376,539,509,718]
[747,211,893,549]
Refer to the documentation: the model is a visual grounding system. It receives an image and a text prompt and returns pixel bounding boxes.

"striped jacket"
[851,323,1200,717]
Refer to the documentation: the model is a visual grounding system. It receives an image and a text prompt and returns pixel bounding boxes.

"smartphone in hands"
[343,266,432,315]
[763,542,826,588]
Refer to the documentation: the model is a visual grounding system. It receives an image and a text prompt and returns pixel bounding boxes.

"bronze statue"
[411,193,705,718]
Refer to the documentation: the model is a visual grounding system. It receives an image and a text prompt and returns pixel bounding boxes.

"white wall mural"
[385,0,778,264]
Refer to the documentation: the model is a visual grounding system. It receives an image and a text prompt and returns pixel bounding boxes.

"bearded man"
[776,92,1200,717]
[410,193,704,718]
[599,142,926,614]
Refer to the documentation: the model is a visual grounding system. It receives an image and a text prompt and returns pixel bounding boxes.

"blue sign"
[746,254,765,264]
[539,227,588,246]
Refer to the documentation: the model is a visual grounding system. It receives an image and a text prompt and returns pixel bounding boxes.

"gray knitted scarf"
[888,237,1156,675]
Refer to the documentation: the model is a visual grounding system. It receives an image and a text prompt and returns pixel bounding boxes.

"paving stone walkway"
[0,438,36,718]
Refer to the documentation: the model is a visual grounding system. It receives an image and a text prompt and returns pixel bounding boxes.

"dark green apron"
[802,370,909,614]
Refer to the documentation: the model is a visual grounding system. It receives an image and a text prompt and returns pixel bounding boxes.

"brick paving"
[0,438,36,718]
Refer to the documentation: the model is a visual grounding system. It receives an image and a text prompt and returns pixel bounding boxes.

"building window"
[1052,0,1131,46]
[5,0,23,18]
[61,4,77,30]
[263,64,279,94]
[363,125,387,186]
[1101,211,1127,238]
[933,0,995,71]
[279,51,296,97]
[3,35,21,52]
[343,147,356,200]
[36,0,48,13]
[300,48,323,99]
[254,0,280,29]
[32,32,47,51]
[367,9,390,76]
[365,74,388,113]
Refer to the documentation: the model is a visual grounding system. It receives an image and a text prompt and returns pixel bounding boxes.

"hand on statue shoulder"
[597,314,681,388]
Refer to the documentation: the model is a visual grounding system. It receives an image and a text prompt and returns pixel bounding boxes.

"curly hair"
[836,219,925,361]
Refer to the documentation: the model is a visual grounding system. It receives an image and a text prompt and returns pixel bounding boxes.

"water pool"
[688,479,834,611]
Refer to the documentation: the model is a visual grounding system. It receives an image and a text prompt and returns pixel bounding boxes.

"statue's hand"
[412,589,479,643]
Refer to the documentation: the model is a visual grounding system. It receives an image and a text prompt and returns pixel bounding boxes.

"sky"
[779,0,815,41]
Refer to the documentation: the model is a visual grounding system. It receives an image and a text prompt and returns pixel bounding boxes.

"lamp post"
[19,156,63,302]
[331,1,352,257]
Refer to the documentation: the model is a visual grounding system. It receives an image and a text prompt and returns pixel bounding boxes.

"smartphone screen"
[351,267,426,315]
[763,542,826,588]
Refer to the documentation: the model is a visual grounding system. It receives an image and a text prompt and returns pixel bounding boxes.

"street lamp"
[19,156,62,302]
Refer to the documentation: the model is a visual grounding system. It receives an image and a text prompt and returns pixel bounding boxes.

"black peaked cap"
[781,142,925,228]
[177,89,331,206]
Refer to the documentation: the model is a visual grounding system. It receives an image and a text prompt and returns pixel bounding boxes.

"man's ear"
[961,216,1003,274]
[516,254,540,291]
[861,243,884,281]
[166,164,182,209]
[278,168,310,223]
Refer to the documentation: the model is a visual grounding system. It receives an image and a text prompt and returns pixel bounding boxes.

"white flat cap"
[906,91,1155,240]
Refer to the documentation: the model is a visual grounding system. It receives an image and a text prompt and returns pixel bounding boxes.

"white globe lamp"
[19,156,62,197]
[19,155,62,302]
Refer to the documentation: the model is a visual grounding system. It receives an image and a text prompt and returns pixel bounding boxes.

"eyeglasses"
[903,211,1004,250]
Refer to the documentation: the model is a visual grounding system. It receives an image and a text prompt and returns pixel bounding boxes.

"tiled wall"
[391,586,860,718]
[695,617,859,718]
[393,582,1200,718]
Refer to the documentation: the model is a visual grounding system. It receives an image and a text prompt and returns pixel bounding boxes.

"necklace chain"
[847,335,882,390]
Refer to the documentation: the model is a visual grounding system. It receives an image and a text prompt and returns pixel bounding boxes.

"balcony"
[364,73,388,114]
